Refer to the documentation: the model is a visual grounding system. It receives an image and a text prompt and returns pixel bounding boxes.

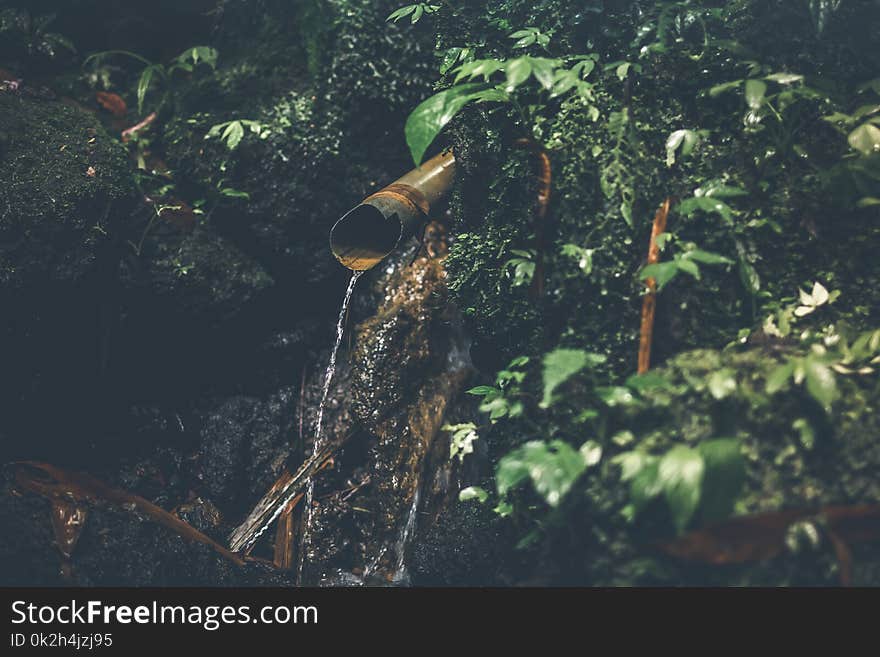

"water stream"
[296,269,363,582]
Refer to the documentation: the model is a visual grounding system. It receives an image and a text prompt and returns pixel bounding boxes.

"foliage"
[495,439,601,509]
[84,46,218,114]
[0,8,74,64]
[444,422,480,462]
[404,52,600,164]
[205,120,268,151]
[540,348,605,408]
[614,440,745,533]
[639,240,732,292]
[387,4,440,24]
[466,355,529,422]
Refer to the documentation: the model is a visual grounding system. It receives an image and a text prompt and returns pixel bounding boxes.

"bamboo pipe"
[329,150,456,270]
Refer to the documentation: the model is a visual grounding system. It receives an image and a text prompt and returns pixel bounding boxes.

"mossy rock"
[528,344,880,586]
[0,92,136,286]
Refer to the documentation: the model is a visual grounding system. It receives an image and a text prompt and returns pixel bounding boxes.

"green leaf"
[665,129,700,167]
[596,386,635,407]
[223,121,245,150]
[697,439,745,523]
[540,348,604,408]
[529,57,558,90]
[707,369,737,400]
[219,187,249,199]
[454,58,504,83]
[678,196,735,224]
[684,248,733,265]
[444,423,479,458]
[744,79,767,110]
[504,57,532,91]
[137,65,156,114]
[630,458,662,514]
[673,256,700,280]
[459,486,488,503]
[804,358,837,411]
[658,445,705,533]
[848,122,880,156]
[764,72,804,85]
[405,83,497,165]
[626,371,671,393]
[387,5,415,22]
[579,440,603,467]
[708,79,743,97]
[466,385,497,396]
[767,361,795,393]
[640,262,680,291]
[176,46,218,69]
[495,440,588,507]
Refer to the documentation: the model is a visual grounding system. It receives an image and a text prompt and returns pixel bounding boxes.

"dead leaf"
[95,91,127,117]
[86,166,96,177]
[50,499,87,559]
[12,461,244,567]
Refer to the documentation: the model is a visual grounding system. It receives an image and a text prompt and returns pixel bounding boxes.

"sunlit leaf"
[658,446,705,533]
[540,348,604,408]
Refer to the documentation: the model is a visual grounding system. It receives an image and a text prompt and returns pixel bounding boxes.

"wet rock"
[194,387,296,516]
[301,254,474,583]
[410,500,518,587]
[175,497,223,535]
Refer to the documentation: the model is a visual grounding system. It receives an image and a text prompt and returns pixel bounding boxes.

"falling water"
[391,484,420,584]
[296,269,363,582]
[227,270,364,556]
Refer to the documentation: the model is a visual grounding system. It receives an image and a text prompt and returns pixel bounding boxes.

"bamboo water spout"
[329,150,456,270]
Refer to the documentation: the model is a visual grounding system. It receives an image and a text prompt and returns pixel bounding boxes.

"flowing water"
[227,270,363,555]
[296,269,363,582]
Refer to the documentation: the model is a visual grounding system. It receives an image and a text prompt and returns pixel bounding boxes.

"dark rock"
[194,387,296,517]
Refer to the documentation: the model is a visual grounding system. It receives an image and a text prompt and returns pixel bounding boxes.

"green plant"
[509,27,550,50]
[386,3,439,24]
[766,324,880,413]
[614,439,745,533]
[503,248,536,288]
[404,53,600,164]
[639,239,733,291]
[466,355,530,422]
[599,108,639,226]
[205,120,268,151]
[665,128,708,167]
[495,439,602,510]
[0,9,75,62]
[444,423,479,462]
[84,46,218,114]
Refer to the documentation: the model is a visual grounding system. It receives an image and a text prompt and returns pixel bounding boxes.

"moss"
[0,92,136,285]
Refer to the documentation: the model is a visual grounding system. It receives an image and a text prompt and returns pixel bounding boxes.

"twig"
[272,494,303,571]
[638,198,672,374]
[13,462,244,567]
[227,441,342,554]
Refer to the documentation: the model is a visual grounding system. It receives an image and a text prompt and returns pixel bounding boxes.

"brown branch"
[272,494,303,570]
[13,461,244,567]
[638,198,672,374]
